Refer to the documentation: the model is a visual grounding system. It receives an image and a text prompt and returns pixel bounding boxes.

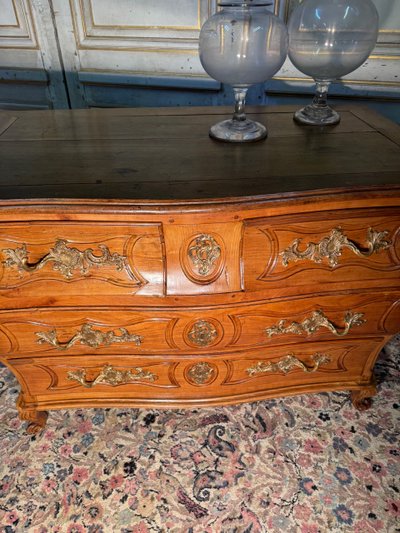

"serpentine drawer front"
[0,104,399,433]
[9,338,385,408]
[0,293,398,358]
[0,222,164,308]
[243,210,400,295]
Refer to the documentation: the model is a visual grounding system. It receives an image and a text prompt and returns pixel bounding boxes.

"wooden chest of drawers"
[0,105,399,433]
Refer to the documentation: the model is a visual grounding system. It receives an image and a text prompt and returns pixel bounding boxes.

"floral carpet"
[0,337,399,533]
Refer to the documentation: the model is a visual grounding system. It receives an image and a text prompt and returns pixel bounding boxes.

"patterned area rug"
[0,337,399,533]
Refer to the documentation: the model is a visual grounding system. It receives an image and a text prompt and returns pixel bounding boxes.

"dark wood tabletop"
[0,104,399,202]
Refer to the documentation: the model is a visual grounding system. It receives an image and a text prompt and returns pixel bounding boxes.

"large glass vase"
[288,0,379,126]
[199,0,288,142]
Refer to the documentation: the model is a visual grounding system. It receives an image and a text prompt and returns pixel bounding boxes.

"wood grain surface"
[0,105,399,201]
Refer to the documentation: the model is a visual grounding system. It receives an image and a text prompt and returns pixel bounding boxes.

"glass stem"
[312,81,331,108]
[233,87,248,122]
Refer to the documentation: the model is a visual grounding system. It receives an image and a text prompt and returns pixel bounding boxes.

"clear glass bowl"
[288,0,379,125]
[199,0,288,142]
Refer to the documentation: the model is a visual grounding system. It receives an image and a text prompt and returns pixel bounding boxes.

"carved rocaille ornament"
[36,324,142,351]
[2,239,128,279]
[67,364,157,388]
[265,310,365,338]
[187,320,218,347]
[187,234,221,276]
[247,353,330,376]
[186,362,216,385]
[280,227,391,267]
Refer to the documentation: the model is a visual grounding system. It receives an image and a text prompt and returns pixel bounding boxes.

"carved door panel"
[0,0,69,108]
[51,0,219,108]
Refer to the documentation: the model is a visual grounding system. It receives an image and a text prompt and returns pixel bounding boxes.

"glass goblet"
[199,0,288,142]
[288,0,379,126]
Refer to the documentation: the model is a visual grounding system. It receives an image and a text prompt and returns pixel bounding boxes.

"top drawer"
[243,209,400,295]
[0,222,164,307]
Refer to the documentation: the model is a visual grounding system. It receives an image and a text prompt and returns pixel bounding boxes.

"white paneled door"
[51,0,219,107]
[0,0,399,109]
[0,0,68,108]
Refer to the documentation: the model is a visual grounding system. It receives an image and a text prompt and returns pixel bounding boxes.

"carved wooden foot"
[24,411,49,434]
[351,384,377,411]
[17,396,48,434]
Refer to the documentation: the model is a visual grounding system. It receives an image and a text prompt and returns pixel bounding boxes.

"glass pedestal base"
[294,104,340,126]
[209,119,267,143]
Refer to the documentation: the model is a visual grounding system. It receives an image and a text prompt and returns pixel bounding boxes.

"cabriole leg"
[17,395,48,434]
[351,384,377,411]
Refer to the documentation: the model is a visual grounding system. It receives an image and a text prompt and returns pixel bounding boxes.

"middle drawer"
[0,291,398,358]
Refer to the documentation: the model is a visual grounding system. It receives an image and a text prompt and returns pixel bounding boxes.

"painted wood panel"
[83,0,204,31]
[0,0,69,108]
[52,0,219,108]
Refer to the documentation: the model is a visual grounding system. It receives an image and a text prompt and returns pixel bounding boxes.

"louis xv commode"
[0,105,399,433]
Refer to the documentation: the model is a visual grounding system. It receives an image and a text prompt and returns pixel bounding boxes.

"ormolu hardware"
[67,364,157,387]
[187,320,218,347]
[187,362,215,385]
[280,227,391,267]
[265,310,365,338]
[247,353,330,376]
[36,324,142,351]
[188,234,221,276]
[2,239,127,279]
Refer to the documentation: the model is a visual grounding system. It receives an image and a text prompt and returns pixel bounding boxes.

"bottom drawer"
[9,337,385,408]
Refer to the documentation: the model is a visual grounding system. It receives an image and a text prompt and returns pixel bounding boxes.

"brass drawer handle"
[36,324,142,351]
[67,364,157,388]
[280,227,391,267]
[247,353,330,376]
[2,239,127,279]
[265,310,365,338]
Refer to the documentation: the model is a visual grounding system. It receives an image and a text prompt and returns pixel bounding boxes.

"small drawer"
[163,221,242,296]
[243,209,400,295]
[0,222,164,307]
